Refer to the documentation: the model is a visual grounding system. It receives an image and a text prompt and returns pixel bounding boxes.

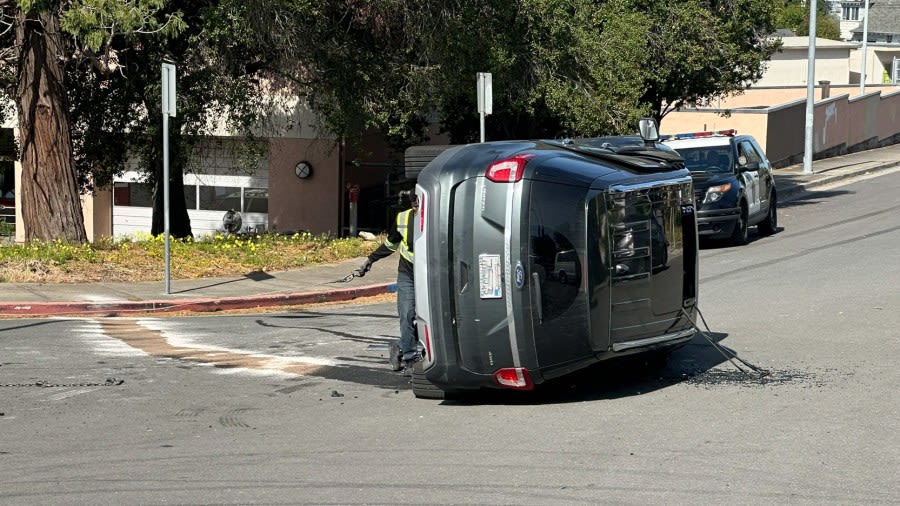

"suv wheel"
[730,203,749,246]
[758,191,778,236]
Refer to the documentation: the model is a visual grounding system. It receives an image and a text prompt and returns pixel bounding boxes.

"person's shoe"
[398,354,422,377]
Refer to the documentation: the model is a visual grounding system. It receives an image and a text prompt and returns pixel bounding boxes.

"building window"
[184,185,197,209]
[243,188,268,213]
[114,182,154,207]
[114,182,198,209]
[199,186,242,212]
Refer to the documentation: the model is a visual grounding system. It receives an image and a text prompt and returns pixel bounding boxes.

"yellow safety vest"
[384,209,414,263]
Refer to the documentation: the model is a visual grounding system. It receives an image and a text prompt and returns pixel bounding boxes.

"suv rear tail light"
[485,154,534,183]
[492,367,534,390]
[421,323,432,361]
[418,193,425,232]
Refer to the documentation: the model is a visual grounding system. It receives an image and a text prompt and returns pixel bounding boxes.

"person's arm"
[355,221,402,276]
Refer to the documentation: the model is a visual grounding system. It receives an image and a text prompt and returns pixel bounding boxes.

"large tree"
[435,0,781,137]
[635,0,781,125]
[66,0,274,239]
[0,0,184,242]
[244,0,782,142]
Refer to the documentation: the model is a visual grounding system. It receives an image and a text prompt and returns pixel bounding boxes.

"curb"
[0,282,397,318]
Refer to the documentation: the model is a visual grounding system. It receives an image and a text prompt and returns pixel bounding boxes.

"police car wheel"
[730,203,749,245]
[758,192,777,236]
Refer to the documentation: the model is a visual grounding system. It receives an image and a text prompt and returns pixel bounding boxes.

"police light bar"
[671,129,736,140]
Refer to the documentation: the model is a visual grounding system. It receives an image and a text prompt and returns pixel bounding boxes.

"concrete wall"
[848,92,882,151]
[765,100,807,167]
[877,90,900,144]
[663,87,900,169]
[814,95,851,156]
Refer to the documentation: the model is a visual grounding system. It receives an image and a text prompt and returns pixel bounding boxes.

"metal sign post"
[161,63,176,294]
[477,72,492,143]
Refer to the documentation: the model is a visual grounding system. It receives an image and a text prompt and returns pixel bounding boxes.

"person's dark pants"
[396,270,418,361]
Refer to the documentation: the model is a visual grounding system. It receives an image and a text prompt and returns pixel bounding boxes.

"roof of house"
[778,36,857,49]
[851,0,900,34]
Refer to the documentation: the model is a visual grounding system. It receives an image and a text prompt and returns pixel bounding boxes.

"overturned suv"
[662,130,778,245]
[411,120,699,399]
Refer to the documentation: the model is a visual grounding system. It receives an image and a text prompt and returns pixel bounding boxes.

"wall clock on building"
[294,161,313,179]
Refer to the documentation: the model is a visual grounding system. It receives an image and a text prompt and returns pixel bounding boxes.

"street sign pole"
[161,63,176,294]
[477,72,492,143]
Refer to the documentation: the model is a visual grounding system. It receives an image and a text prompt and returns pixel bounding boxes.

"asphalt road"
[1,169,899,505]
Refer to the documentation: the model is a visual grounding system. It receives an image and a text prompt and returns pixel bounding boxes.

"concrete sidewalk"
[1,143,899,318]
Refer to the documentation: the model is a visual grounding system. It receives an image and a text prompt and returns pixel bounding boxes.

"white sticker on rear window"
[479,254,502,299]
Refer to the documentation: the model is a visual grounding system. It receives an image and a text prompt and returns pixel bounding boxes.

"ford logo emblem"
[514,262,525,289]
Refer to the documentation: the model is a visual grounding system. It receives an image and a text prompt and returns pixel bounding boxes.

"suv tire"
[730,202,749,245]
[758,191,778,236]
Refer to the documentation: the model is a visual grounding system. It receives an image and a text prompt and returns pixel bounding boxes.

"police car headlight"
[703,183,732,203]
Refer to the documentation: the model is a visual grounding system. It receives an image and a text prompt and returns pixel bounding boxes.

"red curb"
[0,282,396,318]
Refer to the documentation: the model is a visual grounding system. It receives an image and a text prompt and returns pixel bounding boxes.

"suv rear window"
[528,181,586,322]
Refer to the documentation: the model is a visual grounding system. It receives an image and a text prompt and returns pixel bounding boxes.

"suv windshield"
[677,146,733,174]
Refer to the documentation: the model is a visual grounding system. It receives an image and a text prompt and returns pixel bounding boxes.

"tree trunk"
[150,123,193,239]
[150,161,194,239]
[14,10,88,243]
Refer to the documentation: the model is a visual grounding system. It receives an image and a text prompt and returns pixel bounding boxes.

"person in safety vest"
[355,192,420,376]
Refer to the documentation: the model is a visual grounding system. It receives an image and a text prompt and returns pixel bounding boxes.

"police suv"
[662,130,777,245]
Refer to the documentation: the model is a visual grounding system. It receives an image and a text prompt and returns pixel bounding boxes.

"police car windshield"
[677,146,733,174]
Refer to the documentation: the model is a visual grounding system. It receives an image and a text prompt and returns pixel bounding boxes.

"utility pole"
[804,0,817,175]
[860,0,870,95]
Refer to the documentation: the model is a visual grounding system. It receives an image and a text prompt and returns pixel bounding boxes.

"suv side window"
[738,140,761,165]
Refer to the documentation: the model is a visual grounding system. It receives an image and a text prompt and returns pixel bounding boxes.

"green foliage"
[59,0,187,52]
[0,238,98,264]
[638,0,780,123]
[775,0,842,40]
[521,0,651,135]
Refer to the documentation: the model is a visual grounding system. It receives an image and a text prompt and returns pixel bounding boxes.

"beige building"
[757,37,857,86]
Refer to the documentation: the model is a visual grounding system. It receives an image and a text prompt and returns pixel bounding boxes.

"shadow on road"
[780,188,852,208]
[440,331,762,405]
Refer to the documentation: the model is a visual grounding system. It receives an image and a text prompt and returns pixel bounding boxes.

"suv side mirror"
[738,155,760,171]
[638,118,659,144]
